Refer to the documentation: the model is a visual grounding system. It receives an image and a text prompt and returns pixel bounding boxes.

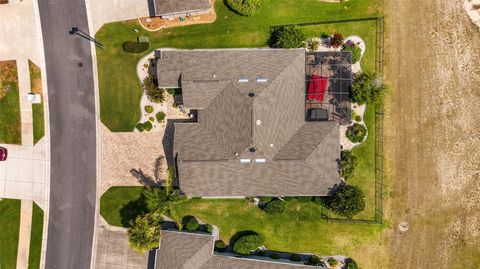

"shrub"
[327,257,338,266]
[290,254,302,262]
[156,111,166,123]
[346,123,367,143]
[143,75,165,103]
[330,32,344,48]
[355,115,362,122]
[123,41,149,53]
[144,105,154,114]
[233,234,263,255]
[271,253,280,259]
[351,72,387,105]
[320,32,329,38]
[271,25,305,48]
[136,121,153,132]
[226,0,261,16]
[263,199,286,215]
[342,42,362,64]
[205,224,213,233]
[185,217,199,232]
[306,39,320,51]
[340,150,357,179]
[309,255,321,266]
[259,196,272,203]
[345,258,359,269]
[127,213,160,253]
[149,117,154,122]
[327,184,365,218]
[136,123,144,132]
[214,240,227,252]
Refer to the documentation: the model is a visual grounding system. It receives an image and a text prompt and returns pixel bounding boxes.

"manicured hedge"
[123,41,149,53]
[185,217,199,232]
[233,234,263,255]
[226,0,261,16]
[263,199,286,215]
[214,240,226,252]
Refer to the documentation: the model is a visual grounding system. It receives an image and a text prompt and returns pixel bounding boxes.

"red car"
[0,147,7,161]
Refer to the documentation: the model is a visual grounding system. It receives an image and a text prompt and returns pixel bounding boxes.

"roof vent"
[249,147,256,153]
[248,92,255,97]
[240,159,251,163]
[256,77,268,83]
[269,143,274,148]
[255,159,266,163]
[212,74,216,78]
[238,78,249,83]
[256,120,261,126]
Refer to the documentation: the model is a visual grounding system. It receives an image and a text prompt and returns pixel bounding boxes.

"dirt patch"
[28,60,42,94]
[382,0,480,268]
[0,60,18,100]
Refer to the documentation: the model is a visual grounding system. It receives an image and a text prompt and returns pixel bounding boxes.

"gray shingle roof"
[155,231,322,269]
[157,48,341,197]
[154,0,211,16]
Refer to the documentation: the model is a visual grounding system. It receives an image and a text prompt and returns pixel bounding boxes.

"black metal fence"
[287,16,385,224]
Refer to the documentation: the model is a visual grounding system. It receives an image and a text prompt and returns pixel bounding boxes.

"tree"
[263,199,286,215]
[327,184,365,218]
[271,25,305,48]
[351,72,387,105]
[226,0,261,16]
[340,150,357,179]
[127,213,161,253]
[233,234,263,255]
[143,75,165,103]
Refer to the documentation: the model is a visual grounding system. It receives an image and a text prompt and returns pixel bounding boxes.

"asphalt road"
[37,0,97,268]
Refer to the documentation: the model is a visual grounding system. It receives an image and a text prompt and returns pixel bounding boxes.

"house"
[153,0,211,19]
[156,48,352,197]
[154,230,327,269]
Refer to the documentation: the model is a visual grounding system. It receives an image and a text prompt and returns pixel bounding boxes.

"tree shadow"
[119,193,148,227]
[154,155,164,182]
[229,230,259,246]
[130,168,157,186]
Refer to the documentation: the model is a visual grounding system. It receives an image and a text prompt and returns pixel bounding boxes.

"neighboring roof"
[155,231,322,269]
[154,0,211,16]
[156,48,341,197]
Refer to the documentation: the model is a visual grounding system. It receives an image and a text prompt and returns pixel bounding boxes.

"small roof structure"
[154,0,211,17]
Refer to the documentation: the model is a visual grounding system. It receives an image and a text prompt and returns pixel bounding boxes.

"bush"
[214,240,227,252]
[144,105,154,114]
[149,117,154,122]
[143,75,165,103]
[226,0,261,16]
[342,42,362,64]
[290,254,302,262]
[355,115,362,122]
[263,199,286,215]
[351,72,387,105]
[123,41,149,53]
[136,121,153,132]
[327,184,365,218]
[259,196,272,203]
[327,258,338,266]
[306,39,320,51]
[345,258,359,269]
[309,255,321,266]
[340,150,357,179]
[185,217,199,232]
[330,32,344,48]
[205,224,213,233]
[346,123,367,143]
[271,25,305,48]
[271,253,280,259]
[156,111,166,123]
[233,234,263,255]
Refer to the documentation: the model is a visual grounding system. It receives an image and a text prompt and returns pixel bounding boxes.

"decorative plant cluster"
[342,41,362,64]
[329,32,344,48]
[270,25,305,48]
[306,39,320,51]
[123,41,149,53]
[346,123,367,143]
[233,233,263,255]
[351,72,388,105]
[226,0,261,16]
[143,75,165,103]
[340,150,358,179]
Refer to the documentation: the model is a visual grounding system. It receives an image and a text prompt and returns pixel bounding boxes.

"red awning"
[307,75,328,103]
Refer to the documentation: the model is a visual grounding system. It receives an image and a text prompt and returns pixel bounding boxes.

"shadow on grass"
[119,194,148,227]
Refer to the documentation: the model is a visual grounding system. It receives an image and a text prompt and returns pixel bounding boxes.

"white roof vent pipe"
[238,78,249,83]
[255,159,266,163]
[240,159,251,163]
[256,77,268,83]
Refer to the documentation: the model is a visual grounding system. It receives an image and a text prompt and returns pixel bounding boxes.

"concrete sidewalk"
[16,200,33,269]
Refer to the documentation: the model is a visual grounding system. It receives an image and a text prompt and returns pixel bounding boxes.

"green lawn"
[96,0,382,131]
[0,60,22,144]
[28,203,44,269]
[0,199,21,269]
[100,187,384,261]
[29,60,45,145]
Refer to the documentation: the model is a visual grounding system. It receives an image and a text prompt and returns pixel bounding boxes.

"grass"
[0,199,21,269]
[0,60,22,144]
[28,203,44,269]
[100,186,146,227]
[99,187,384,262]
[95,0,382,131]
[29,60,45,144]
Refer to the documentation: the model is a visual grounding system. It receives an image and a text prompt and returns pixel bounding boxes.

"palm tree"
[128,212,161,253]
